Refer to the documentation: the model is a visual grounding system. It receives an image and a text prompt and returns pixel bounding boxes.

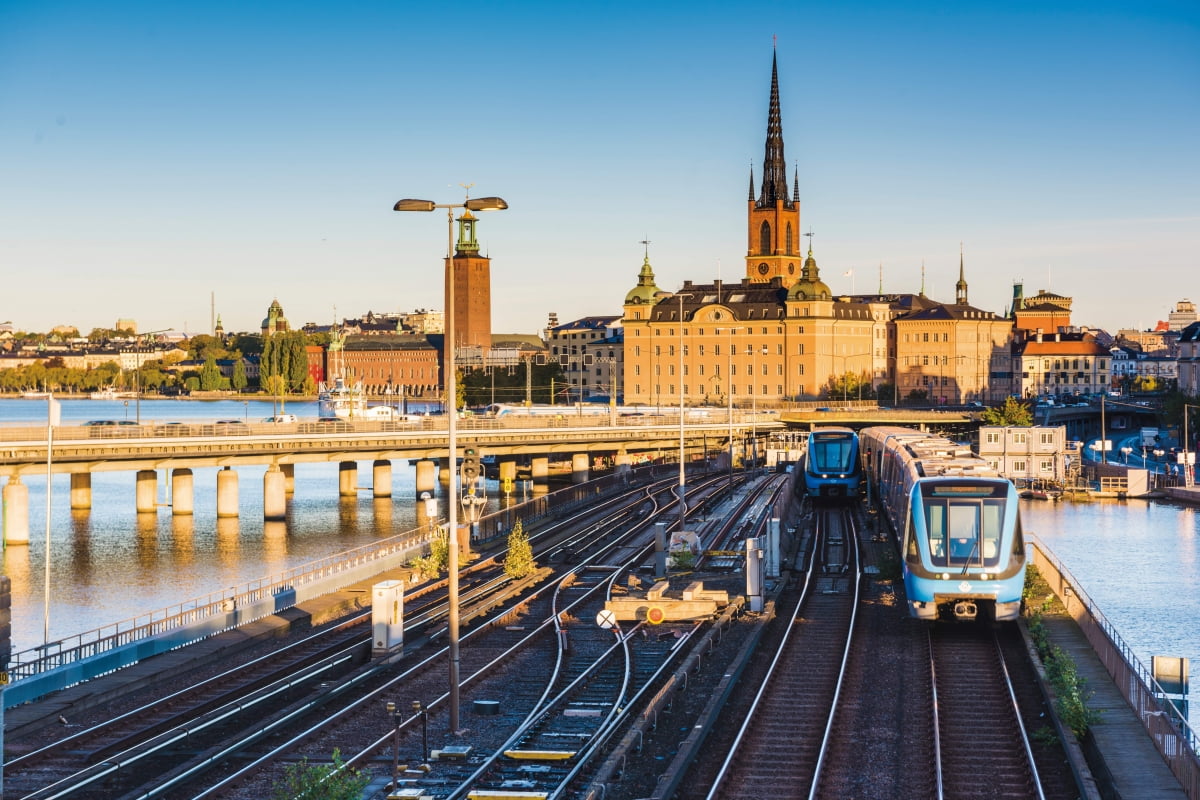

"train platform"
[1037,610,1189,799]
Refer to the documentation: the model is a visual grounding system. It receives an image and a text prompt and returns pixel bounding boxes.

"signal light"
[461,448,480,483]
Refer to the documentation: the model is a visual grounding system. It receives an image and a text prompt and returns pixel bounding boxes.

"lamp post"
[715,327,739,487]
[1121,446,1132,465]
[395,192,508,733]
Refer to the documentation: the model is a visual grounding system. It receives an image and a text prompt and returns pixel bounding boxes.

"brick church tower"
[745,49,802,284]
[446,210,492,352]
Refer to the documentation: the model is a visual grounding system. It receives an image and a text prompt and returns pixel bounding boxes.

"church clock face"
[758,263,769,275]
[788,262,796,274]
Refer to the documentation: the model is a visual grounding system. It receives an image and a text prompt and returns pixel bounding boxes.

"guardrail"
[2,463,678,707]
[1029,537,1200,798]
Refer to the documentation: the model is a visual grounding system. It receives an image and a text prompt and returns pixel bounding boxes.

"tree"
[232,359,248,392]
[504,519,535,579]
[981,396,1034,427]
[411,528,449,580]
[199,356,224,391]
[269,749,369,800]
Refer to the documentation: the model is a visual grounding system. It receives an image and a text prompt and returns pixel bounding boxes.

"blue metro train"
[800,427,862,502]
[860,426,1026,623]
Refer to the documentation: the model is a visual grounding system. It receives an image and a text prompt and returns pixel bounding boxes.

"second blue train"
[860,426,1026,623]
[800,426,862,501]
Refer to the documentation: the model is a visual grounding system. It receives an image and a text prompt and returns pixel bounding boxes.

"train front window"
[811,436,855,473]
[921,487,1005,569]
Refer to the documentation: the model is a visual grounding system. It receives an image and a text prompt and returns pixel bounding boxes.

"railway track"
[930,625,1045,800]
[703,504,861,800]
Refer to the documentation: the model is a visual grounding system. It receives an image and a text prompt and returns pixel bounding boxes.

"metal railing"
[1029,537,1200,799]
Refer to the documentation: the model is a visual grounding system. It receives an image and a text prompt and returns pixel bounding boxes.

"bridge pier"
[338,462,357,497]
[171,468,194,515]
[531,457,549,494]
[216,467,239,518]
[414,459,436,498]
[70,473,91,510]
[263,466,287,520]
[372,460,392,498]
[571,453,589,484]
[3,477,29,545]
[136,470,157,513]
[281,463,295,494]
[614,450,632,476]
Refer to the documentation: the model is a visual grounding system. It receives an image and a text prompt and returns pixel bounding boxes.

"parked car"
[262,414,298,424]
[83,419,139,438]
[152,421,191,436]
[201,419,249,435]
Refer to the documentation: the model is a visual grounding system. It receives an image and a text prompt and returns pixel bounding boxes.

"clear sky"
[1,1,1197,338]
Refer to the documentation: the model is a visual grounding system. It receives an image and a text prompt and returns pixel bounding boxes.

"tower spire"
[956,242,969,305]
[757,50,791,208]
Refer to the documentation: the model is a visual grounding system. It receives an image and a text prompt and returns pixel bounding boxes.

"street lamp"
[394,191,508,734]
[1121,446,1132,465]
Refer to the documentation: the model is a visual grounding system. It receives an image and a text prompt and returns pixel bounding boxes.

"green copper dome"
[787,248,831,300]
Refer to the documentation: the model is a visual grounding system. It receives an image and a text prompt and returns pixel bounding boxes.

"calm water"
[1,400,1197,681]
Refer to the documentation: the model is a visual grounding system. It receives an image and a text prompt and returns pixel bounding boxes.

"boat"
[21,391,50,399]
[89,387,138,400]
[317,376,368,419]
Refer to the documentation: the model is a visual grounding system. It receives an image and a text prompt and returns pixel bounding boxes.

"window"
[1040,432,1054,444]
[1039,459,1054,473]
[1013,432,1027,444]
[986,432,1000,444]
[1013,460,1027,472]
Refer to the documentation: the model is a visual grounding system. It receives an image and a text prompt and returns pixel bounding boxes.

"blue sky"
[1,1,1196,337]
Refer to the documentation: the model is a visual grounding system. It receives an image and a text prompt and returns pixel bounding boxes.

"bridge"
[0,413,780,542]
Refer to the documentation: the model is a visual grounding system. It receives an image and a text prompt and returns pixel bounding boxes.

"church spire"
[955,242,969,305]
[757,50,791,209]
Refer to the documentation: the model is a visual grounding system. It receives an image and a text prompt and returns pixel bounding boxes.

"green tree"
[232,359,248,392]
[504,518,535,579]
[199,355,224,391]
[981,396,1034,426]
[269,749,369,800]
[411,528,449,579]
[263,374,288,398]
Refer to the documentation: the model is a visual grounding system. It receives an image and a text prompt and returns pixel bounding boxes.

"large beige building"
[620,52,1016,407]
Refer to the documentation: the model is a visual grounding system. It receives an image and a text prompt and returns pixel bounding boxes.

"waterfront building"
[1175,321,1200,396]
[1012,329,1111,399]
[544,314,622,403]
[261,299,290,337]
[977,424,1070,483]
[1110,344,1178,392]
[890,251,1013,405]
[1011,284,1073,333]
[448,209,493,352]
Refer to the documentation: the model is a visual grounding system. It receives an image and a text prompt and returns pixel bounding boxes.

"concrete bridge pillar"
[614,450,632,476]
[338,461,358,497]
[136,470,157,513]
[70,472,92,510]
[373,460,392,498]
[531,457,549,495]
[438,457,451,486]
[263,466,287,521]
[572,453,590,484]
[171,468,194,516]
[216,467,239,518]
[415,459,437,498]
[281,463,295,494]
[3,477,29,545]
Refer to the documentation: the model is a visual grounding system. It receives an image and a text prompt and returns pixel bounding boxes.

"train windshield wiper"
[961,539,978,575]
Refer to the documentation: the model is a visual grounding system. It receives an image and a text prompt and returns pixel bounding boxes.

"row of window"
[983,431,1057,445]
[632,384,785,397]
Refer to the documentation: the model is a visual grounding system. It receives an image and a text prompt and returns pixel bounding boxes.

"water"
[0,397,457,655]
[1022,497,1200,677]
[2,400,1198,684]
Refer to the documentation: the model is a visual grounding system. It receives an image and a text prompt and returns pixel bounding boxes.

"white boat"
[89,387,137,400]
[317,376,368,419]
[21,391,50,399]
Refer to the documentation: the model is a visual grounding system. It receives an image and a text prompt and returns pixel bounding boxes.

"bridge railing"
[1029,537,1200,798]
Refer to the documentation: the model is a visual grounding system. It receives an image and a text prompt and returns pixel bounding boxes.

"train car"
[485,403,612,418]
[860,426,1025,623]
[799,427,862,501]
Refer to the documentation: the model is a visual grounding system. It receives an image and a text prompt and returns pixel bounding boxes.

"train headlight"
[941,572,950,580]
[821,474,829,478]
[980,573,990,581]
